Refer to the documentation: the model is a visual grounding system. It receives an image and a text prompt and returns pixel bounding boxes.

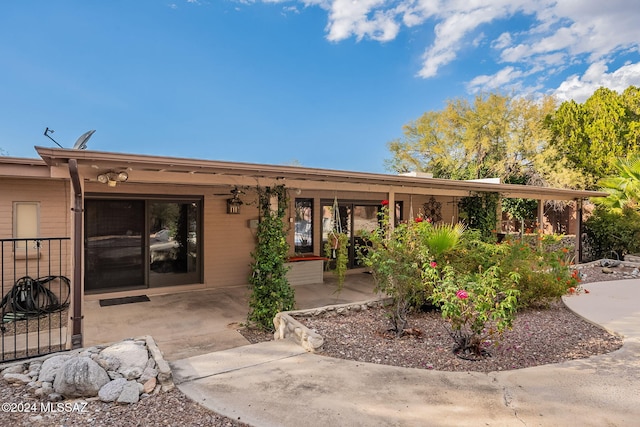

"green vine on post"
[248,184,295,331]
[458,192,499,242]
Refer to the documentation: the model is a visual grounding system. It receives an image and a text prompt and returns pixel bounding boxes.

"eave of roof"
[0,155,51,178]
[34,147,608,200]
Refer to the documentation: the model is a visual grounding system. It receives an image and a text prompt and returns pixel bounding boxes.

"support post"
[575,199,583,263]
[69,159,83,349]
[387,191,395,232]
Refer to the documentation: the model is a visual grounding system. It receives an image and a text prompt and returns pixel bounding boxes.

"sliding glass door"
[322,201,380,268]
[85,200,145,292]
[85,197,201,293]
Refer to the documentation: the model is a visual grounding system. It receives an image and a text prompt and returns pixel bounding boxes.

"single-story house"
[0,146,606,352]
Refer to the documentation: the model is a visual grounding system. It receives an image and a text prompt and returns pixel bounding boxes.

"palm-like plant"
[597,155,640,212]
[422,223,465,259]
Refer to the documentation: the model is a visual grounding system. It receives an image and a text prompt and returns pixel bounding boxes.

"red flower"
[381,200,389,206]
[415,217,423,223]
[456,290,468,299]
[430,261,437,268]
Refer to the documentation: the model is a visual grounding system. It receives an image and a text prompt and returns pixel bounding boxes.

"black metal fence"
[0,238,70,362]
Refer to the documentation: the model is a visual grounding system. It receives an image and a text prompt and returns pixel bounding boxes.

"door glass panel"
[294,199,313,253]
[353,205,379,267]
[149,201,199,287]
[85,200,145,292]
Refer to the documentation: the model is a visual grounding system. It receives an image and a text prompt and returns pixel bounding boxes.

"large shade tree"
[546,86,640,188]
[386,92,560,185]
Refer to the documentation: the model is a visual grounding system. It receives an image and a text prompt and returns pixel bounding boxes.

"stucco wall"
[0,177,71,286]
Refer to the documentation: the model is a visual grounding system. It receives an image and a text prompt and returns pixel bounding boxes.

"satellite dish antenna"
[73,130,95,150]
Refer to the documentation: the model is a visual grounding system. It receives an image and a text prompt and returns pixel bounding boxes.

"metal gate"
[0,238,70,362]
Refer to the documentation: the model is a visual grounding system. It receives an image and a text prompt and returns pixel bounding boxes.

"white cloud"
[323,0,400,42]
[554,61,640,102]
[249,0,640,100]
[467,66,524,93]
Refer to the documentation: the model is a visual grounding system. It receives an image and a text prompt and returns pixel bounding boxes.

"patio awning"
[35,147,608,201]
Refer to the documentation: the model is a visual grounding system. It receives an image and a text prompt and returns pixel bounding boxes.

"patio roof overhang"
[35,147,608,201]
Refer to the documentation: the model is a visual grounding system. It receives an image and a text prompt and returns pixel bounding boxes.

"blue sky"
[1,0,639,173]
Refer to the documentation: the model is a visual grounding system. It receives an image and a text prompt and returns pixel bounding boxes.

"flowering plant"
[430,265,520,359]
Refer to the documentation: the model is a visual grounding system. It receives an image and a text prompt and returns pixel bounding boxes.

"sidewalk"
[172,279,640,427]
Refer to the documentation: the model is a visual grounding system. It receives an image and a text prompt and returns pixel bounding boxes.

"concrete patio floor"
[83,271,378,360]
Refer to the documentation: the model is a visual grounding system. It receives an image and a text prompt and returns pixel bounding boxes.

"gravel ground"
[0,263,630,426]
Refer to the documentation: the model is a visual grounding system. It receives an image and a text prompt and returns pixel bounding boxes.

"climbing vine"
[458,192,499,241]
[248,184,295,331]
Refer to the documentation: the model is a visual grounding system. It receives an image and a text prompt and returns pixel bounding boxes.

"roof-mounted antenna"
[44,127,63,148]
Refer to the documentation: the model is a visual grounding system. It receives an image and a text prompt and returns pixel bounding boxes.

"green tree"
[546,86,640,186]
[386,93,555,182]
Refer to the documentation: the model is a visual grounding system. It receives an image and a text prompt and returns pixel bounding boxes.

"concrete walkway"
[172,279,640,427]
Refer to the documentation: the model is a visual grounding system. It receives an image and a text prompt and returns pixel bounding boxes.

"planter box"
[285,256,326,286]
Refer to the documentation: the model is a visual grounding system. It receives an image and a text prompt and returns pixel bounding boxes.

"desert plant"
[423,222,465,262]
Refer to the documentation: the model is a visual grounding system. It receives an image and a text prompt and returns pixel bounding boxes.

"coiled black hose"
[0,276,70,331]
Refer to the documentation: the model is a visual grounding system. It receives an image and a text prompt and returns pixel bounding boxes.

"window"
[13,202,40,250]
[294,199,313,253]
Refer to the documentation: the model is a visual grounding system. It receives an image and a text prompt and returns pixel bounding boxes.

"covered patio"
[82,272,379,361]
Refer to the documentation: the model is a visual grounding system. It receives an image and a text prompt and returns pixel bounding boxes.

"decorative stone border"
[0,335,173,403]
[273,297,392,352]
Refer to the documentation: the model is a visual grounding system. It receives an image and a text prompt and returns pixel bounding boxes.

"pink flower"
[426,218,432,223]
[456,290,468,299]
[430,261,437,268]
[381,200,389,206]
[415,217,423,223]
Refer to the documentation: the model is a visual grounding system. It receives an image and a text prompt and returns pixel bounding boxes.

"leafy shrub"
[584,206,640,259]
[430,265,519,358]
[359,220,433,335]
[450,233,579,308]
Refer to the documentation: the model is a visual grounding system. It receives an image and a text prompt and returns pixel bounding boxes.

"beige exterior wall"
[0,177,71,290]
[0,176,467,293]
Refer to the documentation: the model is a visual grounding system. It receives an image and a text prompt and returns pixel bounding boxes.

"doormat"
[99,295,150,307]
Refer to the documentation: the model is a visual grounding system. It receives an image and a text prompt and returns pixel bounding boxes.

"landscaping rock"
[48,393,63,402]
[138,367,158,383]
[0,336,171,405]
[39,355,73,382]
[3,373,33,384]
[142,377,156,394]
[116,381,140,404]
[2,364,26,375]
[98,378,128,402]
[41,381,53,395]
[53,357,110,397]
[100,340,149,380]
[96,355,120,372]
